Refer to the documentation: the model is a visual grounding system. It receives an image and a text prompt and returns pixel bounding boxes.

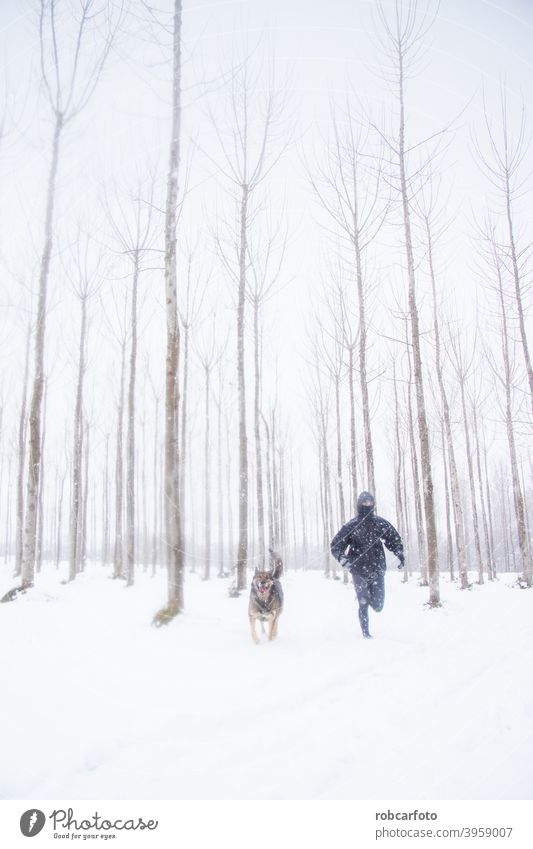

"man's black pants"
[351,572,385,636]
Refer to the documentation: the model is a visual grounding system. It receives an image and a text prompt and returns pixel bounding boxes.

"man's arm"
[379,518,404,565]
[330,519,355,563]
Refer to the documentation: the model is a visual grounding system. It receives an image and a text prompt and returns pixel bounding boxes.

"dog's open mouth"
[258,584,271,595]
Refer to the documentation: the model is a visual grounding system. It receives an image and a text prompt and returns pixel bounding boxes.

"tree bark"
[113,340,126,579]
[69,294,87,581]
[235,182,249,590]
[21,113,63,589]
[15,321,31,576]
[203,363,211,580]
[253,297,265,564]
[398,60,440,604]
[126,254,140,587]
[163,0,184,616]
[495,256,532,585]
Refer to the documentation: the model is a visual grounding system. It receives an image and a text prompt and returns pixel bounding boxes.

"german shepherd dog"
[248,549,284,643]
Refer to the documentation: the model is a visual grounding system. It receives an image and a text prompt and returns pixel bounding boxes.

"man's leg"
[352,574,371,637]
[367,572,385,613]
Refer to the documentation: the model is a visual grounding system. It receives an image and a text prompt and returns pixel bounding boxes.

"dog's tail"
[269,548,284,579]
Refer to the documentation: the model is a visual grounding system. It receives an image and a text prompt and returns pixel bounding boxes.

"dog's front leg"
[267,616,276,641]
[249,616,260,644]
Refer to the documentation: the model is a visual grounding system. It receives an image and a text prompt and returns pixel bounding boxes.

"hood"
[357,491,375,516]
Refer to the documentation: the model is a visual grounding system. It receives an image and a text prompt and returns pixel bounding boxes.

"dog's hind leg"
[249,616,260,644]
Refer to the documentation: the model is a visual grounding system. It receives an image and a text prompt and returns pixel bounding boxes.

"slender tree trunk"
[236,181,249,590]
[398,61,439,604]
[263,414,274,549]
[472,403,492,580]
[253,298,266,564]
[392,360,407,582]
[102,433,109,564]
[496,258,532,585]
[500,481,510,573]
[406,342,426,579]
[354,236,375,495]
[21,113,63,589]
[225,411,234,566]
[15,322,31,576]
[318,436,328,577]
[80,422,89,571]
[300,478,308,561]
[179,324,190,520]
[163,0,184,615]
[279,446,288,550]
[56,469,65,568]
[402,441,412,579]
[483,435,496,579]
[36,380,48,573]
[126,255,140,588]
[348,346,357,510]
[152,396,159,575]
[290,456,297,560]
[203,364,211,580]
[505,187,533,414]
[426,218,468,588]
[4,455,12,563]
[321,407,333,576]
[113,341,126,579]
[141,417,148,570]
[217,374,224,577]
[272,411,280,547]
[441,422,454,581]
[458,377,483,583]
[69,296,87,581]
[334,368,346,524]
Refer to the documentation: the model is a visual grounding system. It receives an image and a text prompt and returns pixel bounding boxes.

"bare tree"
[195,314,224,580]
[107,179,156,587]
[329,276,360,511]
[391,355,409,582]
[310,104,389,497]
[470,388,494,580]
[314,276,354,530]
[102,432,110,564]
[448,328,484,584]
[211,46,288,590]
[246,216,286,564]
[19,0,122,591]
[66,236,102,582]
[155,0,184,624]
[417,183,469,588]
[475,87,533,414]
[36,379,48,573]
[483,222,532,586]
[375,0,442,604]
[14,320,32,576]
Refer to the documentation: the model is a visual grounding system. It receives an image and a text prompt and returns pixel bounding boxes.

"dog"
[248,550,284,643]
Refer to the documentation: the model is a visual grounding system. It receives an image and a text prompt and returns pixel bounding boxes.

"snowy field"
[1,561,532,800]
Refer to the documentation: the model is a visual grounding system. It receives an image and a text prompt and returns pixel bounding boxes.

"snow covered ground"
[1,560,532,800]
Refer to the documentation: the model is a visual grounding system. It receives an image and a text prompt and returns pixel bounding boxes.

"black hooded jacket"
[330,499,404,577]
